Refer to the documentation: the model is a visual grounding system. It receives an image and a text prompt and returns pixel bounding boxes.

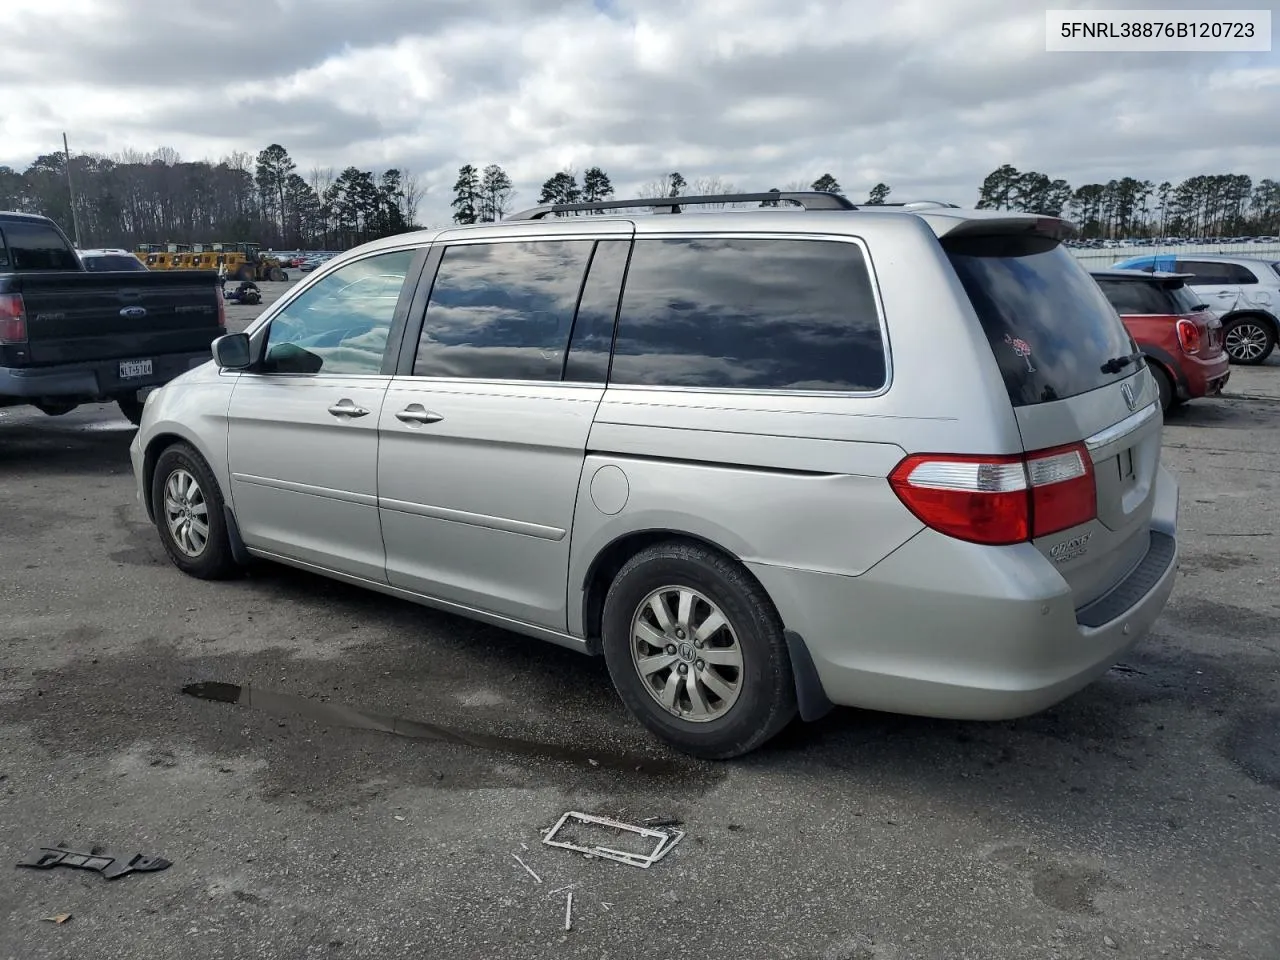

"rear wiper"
[1100,352,1141,374]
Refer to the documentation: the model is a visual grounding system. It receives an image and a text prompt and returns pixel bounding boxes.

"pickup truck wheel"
[116,396,144,425]
[600,541,797,759]
[151,443,240,580]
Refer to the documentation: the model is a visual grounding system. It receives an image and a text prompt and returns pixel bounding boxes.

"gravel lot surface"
[1,289,1277,959]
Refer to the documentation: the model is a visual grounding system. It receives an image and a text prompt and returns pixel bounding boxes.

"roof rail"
[505,191,858,221]
[874,200,962,210]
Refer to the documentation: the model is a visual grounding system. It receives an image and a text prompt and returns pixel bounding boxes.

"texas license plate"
[119,359,153,379]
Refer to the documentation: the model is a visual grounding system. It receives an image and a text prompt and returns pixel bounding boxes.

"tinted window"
[564,240,629,383]
[610,238,885,391]
[413,240,593,381]
[1095,278,1174,315]
[1168,283,1207,314]
[1225,262,1258,284]
[263,249,415,375]
[946,235,1135,407]
[81,254,147,272]
[0,220,79,271]
[1175,260,1236,286]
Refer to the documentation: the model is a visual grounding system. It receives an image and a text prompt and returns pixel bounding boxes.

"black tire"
[116,396,144,425]
[1222,315,1276,365]
[268,267,286,282]
[234,264,254,283]
[150,442,241,580]
[601,540,797,759]
[34,402,78,417]
[1150,364,1174,413]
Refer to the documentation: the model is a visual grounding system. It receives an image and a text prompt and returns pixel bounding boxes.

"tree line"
[0,143,423,251]
[977,164,1280,238]
[4,141,1276,249]
[448,167,892,223]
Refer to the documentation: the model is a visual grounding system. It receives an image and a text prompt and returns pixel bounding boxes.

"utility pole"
[62,133,82,249]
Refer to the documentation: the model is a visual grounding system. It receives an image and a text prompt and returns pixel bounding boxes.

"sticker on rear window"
[1004,333,1036,372]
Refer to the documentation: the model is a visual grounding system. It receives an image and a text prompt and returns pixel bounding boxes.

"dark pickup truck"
[0,211,224,424]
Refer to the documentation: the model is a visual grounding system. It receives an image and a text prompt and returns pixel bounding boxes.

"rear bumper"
[1176,351,1230,400]
[749,464,1180,721]
[0,351,211,401]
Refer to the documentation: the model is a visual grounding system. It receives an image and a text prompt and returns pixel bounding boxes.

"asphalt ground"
[0,291,1277,960]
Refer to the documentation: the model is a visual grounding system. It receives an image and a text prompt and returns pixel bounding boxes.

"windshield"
[0,220,81,271]
[946,234,1137,407]
[81,254,148,272]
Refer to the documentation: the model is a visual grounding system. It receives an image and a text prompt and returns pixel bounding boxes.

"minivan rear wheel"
[600,541,796,759]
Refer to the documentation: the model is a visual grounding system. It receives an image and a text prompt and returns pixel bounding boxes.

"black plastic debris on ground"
[18,844,172,880]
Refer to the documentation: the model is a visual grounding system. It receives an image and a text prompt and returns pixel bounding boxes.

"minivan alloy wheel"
[1224,321,1271,362]
[630,586,743,722]
[163,468,209,557]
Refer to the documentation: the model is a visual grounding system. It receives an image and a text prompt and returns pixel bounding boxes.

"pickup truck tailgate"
[17,270,222,364]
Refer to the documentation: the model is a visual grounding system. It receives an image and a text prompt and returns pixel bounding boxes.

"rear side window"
[0,220,80,271]
[946,235,1135,407]
[610,238,885,392]
[1095,278,1174,315]
[1174,260,1256,285]
[414,240,594,381]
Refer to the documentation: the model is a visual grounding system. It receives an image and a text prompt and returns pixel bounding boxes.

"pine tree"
[451,164,480,224]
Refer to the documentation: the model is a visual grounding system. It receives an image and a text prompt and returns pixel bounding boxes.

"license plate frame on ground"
[119,359,153,379]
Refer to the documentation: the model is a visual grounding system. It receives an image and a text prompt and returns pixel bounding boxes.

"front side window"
[610,238,886,392]
[263,249,415,375]
[413,240,594,381]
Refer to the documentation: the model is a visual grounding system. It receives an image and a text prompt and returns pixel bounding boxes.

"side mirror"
[211,333,252,369]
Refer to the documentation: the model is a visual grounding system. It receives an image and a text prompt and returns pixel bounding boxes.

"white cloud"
[0,0,1275,227]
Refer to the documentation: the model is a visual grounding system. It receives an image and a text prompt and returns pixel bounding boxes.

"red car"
[1092,269,1229,411]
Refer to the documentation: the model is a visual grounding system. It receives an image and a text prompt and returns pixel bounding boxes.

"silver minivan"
[131,192,1179,758]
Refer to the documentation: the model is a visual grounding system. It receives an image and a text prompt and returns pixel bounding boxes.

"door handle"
[395,404,443,425]
[328,399,370,418]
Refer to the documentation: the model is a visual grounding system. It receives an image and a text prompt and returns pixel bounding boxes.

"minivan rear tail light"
[889,441,1096,546]
[0,293,28,343]
[1176,318,1201,355]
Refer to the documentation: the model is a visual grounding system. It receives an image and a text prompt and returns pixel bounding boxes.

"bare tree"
[688,176,740,208]
[400,169,424,226]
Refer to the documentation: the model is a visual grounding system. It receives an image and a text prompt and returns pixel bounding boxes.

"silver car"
[130,192,1180,758]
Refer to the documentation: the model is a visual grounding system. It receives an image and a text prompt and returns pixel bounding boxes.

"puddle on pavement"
[183,680,690,776]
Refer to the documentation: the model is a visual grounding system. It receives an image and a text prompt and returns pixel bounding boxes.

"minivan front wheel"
[151,442,239,580]
[601,541,796,759]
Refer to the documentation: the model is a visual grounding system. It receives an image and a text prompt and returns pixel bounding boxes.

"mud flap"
[784,629,834,722]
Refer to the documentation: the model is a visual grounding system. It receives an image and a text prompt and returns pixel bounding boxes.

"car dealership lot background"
[1,281,1278,959]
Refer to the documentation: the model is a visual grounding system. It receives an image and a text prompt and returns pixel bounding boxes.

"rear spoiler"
[914,211,1080,242]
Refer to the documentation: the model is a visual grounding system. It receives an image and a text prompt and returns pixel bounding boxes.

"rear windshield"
[946,235,1136,407]
[82,254,147,272]
[1168,283,1207,314]
[0,220,80,271]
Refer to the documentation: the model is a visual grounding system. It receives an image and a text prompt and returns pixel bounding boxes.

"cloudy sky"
[1,0,1275,225]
